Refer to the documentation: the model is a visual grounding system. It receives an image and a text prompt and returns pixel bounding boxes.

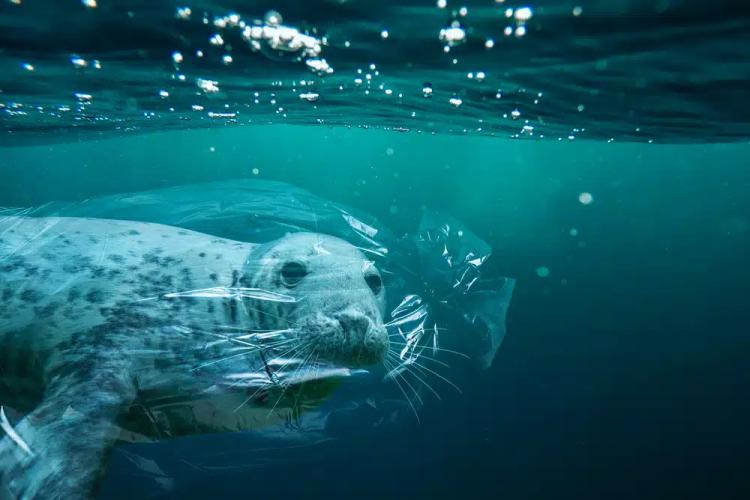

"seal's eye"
[365,273,382,295]
[280,261,307,287]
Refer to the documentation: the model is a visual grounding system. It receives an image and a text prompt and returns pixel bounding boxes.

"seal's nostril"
[337,313,370,339]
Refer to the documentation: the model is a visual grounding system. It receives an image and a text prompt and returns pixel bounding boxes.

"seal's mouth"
[297,312,389,369]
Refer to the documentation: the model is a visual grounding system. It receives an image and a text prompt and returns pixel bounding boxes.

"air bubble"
[514,7,533,21]
[439,21,466,47]
[299,92,319,102]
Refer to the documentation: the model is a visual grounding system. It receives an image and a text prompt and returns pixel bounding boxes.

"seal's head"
[245,233,388,368]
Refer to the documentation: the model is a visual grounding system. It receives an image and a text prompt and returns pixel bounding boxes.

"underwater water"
[1,1,750,499]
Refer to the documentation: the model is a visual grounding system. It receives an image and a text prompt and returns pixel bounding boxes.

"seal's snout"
[333,309,389,367]
[336,311,371,342]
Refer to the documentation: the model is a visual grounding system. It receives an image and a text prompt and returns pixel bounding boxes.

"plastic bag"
[0,180,513,498]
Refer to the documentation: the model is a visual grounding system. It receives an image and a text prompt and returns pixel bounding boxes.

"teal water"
[2,0,750,498]
[3,128,749,497]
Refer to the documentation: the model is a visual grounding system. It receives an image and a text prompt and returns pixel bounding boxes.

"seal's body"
[0,216,388,499]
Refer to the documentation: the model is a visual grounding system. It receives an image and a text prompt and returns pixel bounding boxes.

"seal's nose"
[337,312,371,342]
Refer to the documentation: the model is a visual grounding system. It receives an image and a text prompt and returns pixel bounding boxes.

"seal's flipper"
[0,348,136,500]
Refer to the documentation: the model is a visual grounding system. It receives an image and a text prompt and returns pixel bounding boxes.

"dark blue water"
[1,1,749,499]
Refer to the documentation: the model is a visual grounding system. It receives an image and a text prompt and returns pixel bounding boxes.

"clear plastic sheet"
[0,180,513,498]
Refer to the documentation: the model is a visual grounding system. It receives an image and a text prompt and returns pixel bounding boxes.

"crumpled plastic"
[0,179,513,497]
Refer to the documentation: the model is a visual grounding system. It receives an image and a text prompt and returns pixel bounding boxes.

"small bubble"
[485,38,495,48]
[21,63,34,71]
[389,205,399,215]
[209,146,216,153]
[386,147,395,156]
[449,96,463,107]
[81,0,96,8]
[577,104,585,112]
[252,168,260,175]
[514,7,533,21]
[536,266,550,278]
[511,109,521,119]
[158,90,169,98]
[514,25,527,37]
[172,51,183,64]
[222,54,233,65]
[569,228,579,237]
[572,6,583,16]
[264,10,282,26]
[439,22,466,47]
[578,192,593,205]
[299,92,319,102]
[175,6,192,20]
[437,0,447,7]
[380,30,389,39]
[70,56,87,68]
[458,6,468,16]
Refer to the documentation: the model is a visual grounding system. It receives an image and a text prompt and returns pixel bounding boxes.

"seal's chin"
[297,313,389,369]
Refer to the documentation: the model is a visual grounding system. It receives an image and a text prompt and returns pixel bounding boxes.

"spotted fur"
[0,217,388,499]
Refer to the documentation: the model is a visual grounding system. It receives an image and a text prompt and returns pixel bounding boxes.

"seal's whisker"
[190,350,256,372]
[388,341,470,359]
[266,345,315,418]
[387,353,443,401]
[231,379,275,413]
[406,359,462,394]
[388,347,451,369]
[383,359,421,423]
[225,341,306,393]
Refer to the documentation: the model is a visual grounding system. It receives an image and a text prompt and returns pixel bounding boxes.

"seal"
[0,216,389,499]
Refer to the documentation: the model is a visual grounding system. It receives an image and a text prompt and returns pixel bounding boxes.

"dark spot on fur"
[85,289,105,304]
[34,302,60,319]
[2,288,14,300]
[90,266,106,278]
[106,268,123,280]
[198,252,206,258]
[67,288,82,301]
[20,290,42,303]
[128,230,140,236]
[107,254,125,264]
[209,273,218,283]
